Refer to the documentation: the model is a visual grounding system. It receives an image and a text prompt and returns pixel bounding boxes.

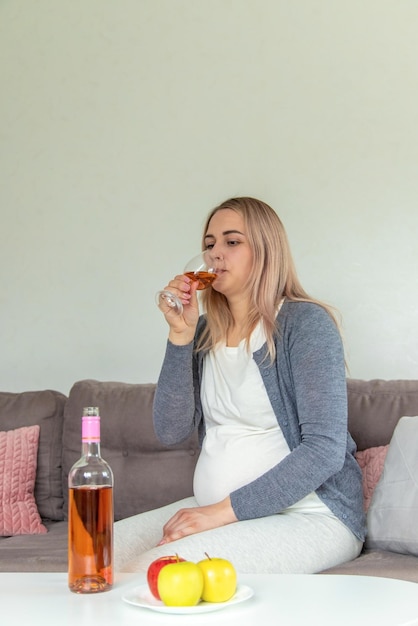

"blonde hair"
[197,197,341,360]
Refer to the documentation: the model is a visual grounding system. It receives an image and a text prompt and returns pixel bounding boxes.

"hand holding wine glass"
[156,251,219,315]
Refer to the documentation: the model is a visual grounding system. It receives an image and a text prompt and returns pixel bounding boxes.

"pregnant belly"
[193,425,289,506]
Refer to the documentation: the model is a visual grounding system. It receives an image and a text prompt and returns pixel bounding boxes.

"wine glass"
[156,251,219,314]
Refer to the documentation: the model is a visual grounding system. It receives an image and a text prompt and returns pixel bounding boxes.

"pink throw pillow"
[0,425,47,535]
[355,445,389,512]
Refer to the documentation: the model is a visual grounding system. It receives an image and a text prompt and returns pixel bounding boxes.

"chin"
[211,282,225,295]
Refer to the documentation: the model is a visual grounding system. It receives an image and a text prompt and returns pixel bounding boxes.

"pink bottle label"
[82,416,100,442]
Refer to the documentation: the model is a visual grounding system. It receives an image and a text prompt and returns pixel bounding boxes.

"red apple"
[147,555,186,600]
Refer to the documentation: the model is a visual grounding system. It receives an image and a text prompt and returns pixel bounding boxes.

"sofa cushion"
[347,379,418,450]
[366,415,418,555]
[0,389,67,521]
[0,425,47,536]
[355,445,388,512]
[0,520,68,572]
[320,549,418,583]
[62,380,200,521]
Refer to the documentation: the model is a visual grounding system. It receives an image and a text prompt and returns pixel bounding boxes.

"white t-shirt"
[193,320,331,515]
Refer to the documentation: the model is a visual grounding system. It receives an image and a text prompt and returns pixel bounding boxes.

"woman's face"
[204,209,253,301]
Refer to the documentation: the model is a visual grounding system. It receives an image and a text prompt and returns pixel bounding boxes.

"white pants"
[114,497,362,574]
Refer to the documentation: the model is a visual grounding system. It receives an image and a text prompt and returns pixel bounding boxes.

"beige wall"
[1,0,417,393]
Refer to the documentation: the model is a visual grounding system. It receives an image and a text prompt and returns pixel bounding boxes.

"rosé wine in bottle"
[68,407,114,593]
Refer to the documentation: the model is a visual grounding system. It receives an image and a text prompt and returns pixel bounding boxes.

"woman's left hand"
[157,497,238,545]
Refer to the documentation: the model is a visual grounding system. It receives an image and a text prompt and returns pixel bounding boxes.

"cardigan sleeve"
[153,339,197,444]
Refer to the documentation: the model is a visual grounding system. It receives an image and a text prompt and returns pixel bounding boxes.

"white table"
[1,572,417,626]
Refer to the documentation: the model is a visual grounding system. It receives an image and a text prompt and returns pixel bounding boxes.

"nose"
[210,245,223,261]
[205,248,222,271]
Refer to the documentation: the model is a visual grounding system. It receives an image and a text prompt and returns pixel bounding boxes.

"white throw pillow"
[365,415,418,554]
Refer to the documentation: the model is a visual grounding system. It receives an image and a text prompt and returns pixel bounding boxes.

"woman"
[115,197,365,574]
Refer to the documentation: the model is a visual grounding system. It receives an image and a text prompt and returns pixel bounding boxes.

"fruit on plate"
[157,560,204,607]
[197,553,237,602]
[147,555,186,600]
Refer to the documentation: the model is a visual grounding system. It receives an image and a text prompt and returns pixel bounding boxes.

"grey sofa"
[1,378,418,581]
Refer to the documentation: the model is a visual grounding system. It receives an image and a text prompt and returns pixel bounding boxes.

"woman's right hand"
[158,274,200,344]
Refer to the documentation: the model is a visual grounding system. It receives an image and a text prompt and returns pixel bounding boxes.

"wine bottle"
[68,406,114,593]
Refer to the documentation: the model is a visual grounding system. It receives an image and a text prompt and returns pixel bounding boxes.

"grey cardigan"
[153,300,366,541]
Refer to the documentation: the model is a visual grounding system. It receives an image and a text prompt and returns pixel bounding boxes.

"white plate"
[122,583,254,614]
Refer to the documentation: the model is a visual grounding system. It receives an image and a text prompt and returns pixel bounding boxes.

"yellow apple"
[157,560,204,606]
[197,553,237,603]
